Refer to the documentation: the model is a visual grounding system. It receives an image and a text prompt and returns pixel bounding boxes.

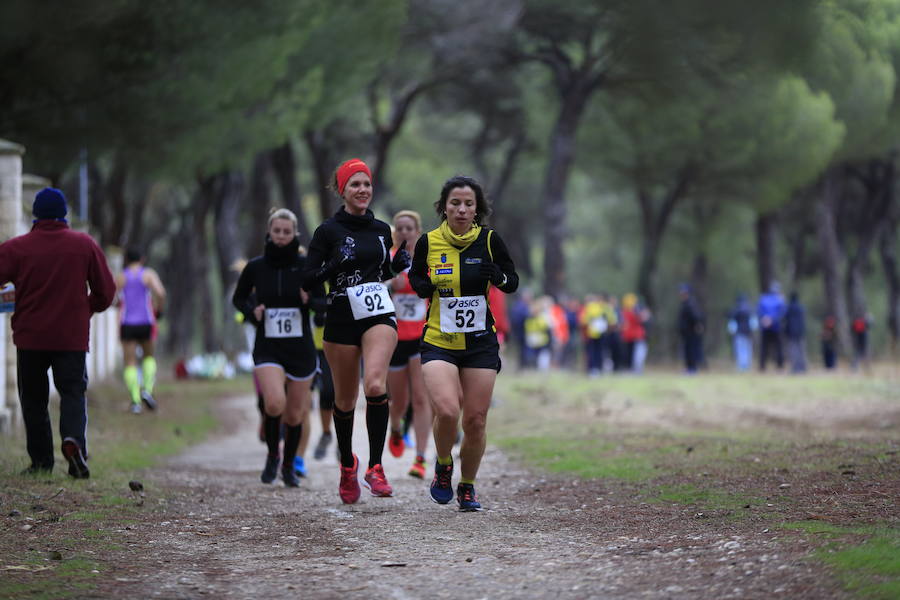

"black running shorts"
[253,341,318,381]
[120,324,152,342]
[390,339,422,369]
[420,339,501,372]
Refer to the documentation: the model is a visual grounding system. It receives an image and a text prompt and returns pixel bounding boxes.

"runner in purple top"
[117,248,166,414]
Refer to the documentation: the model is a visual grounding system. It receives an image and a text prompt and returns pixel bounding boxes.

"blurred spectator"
[560,296,581,369]
[678,283,704,374]
[580,294,605,376]
[757,281,786,371]
[598,293,620,373]
[524,296,553,371]
[851,312,871,371]
[621,293,650,373]
[547,297,570,367]
[727,293,756,371]
[510,289,533,369]
[784,292,807,373]
[821,315,837,369]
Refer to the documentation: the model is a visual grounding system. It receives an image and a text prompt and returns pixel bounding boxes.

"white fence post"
[0,139,24,433]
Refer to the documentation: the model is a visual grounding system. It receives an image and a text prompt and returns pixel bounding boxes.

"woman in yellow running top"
[408,175,518,511]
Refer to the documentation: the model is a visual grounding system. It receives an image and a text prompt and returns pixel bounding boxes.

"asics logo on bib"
[448,298,480,310]
[355,283,382,296]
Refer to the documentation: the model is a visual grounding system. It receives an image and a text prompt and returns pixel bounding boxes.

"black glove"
[415,277,436,299]
[478,262,505,286]
[391,240,411,274]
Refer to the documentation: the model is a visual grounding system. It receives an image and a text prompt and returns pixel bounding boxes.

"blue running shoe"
[456,483,481,512]
[293,456,307,478]
[430,460,454,504]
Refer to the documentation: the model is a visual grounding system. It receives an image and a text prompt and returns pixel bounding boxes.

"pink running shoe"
[338,454,361,504]
[362,464,393,497]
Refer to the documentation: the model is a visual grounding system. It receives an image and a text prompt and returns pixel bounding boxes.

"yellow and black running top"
[409,225,518,350]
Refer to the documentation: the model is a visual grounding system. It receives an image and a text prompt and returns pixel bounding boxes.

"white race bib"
[393,293,427,322]
[347,282,395,320]
[265,308,302,338]
[439,296,487,333]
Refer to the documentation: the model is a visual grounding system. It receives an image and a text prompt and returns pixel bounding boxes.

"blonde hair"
[392,210,422,248]
[267,208,298,233]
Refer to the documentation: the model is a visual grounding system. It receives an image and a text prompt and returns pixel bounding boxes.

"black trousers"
[759,329,784,370]
[17,349,89,469]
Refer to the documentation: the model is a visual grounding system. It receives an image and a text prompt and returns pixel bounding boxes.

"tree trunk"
[212,171,246,295]
[195,177,220,353]
[270,141,311,242]
[541,89,590,297]
[247,151,273,259]
[755,212,777,293]
[88,155,128,247]
[483,131,531,277]
[163,206,197,358]
[814,172,852,357]
[303,129,339,222]
[879,214,900,351]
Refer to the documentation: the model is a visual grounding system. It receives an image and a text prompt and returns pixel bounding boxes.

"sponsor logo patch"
[464,257,483,264]
[436,268,453,275]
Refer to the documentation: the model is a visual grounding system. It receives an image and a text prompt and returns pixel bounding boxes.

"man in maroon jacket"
[0,187,116,478]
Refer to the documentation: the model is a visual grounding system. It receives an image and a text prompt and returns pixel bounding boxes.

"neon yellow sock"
[123,366,140,404]
[141,356,157,393]
[460,477,475,485]
[437,455,453,466]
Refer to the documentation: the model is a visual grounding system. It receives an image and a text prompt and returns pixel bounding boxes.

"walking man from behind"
[0,188,116,478]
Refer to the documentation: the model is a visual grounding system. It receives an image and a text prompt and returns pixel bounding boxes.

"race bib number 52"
[439,296,487,333]
[347,282,395,320]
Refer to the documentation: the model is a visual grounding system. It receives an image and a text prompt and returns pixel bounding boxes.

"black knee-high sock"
[257,393,265,418]
[333,406,355,468]
[282,423,302,465]
[366,394,389,468]
[264,413,281,457]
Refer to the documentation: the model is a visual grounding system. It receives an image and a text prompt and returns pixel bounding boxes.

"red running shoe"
[362,464,393,497]
[338,454,361,504]
[388,430,405,458]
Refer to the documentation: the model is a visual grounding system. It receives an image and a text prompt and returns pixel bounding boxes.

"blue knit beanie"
[33,187,68,220]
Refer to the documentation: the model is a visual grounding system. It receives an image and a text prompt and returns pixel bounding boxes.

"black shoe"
[141,390,157,411]
[313,432,332,460]
[61,438,90,479]
[261,454,280,484]
[20,464,53,476]
[282,465,300,488]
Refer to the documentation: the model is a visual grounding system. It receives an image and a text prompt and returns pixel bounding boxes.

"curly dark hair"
[434,175,491,225]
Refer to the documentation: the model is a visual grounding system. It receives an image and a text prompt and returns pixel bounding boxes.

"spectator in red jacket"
[0,188,116,478]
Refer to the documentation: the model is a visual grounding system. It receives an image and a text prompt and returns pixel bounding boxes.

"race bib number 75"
[439,296,487,333]
[347,282,395,320]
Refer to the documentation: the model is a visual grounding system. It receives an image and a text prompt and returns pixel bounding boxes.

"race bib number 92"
[347,282,395,320]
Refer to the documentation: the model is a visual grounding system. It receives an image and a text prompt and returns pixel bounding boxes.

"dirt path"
[100,395,845,599]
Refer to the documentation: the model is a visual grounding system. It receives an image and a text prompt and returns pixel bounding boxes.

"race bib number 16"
[439,296,487,333]
[265,308,302,338]
[347,282,395,320]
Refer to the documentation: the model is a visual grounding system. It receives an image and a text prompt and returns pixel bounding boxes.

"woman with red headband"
[303,158,410,504]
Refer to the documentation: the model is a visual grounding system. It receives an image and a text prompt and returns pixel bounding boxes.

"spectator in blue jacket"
[783,292,806,373]
[757,281,786,371]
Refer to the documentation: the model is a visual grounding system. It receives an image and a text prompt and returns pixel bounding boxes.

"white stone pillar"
[0,139,24,434]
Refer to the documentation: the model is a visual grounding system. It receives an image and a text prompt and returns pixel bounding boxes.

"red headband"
[336,159,372,195]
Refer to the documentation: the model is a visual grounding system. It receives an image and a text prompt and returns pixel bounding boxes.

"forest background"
[3,0,900,364]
